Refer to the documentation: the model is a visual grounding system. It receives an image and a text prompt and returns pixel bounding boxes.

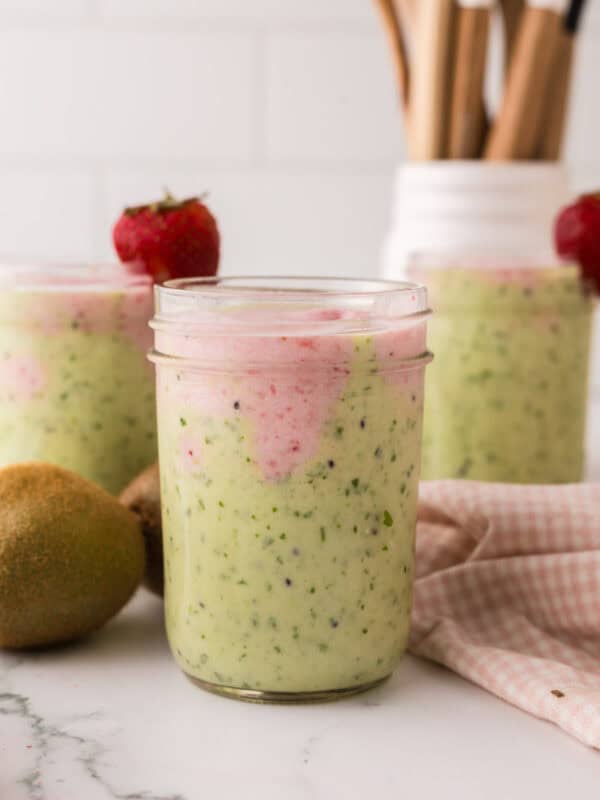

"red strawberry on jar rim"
[554,192,600,294]
[113,191,220,282]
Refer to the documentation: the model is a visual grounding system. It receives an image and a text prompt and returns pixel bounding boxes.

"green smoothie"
[413,265,593,483]
[0,269,156,494]
[151,279,431,699]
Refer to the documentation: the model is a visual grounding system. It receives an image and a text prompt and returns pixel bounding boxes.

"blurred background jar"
[0,263,156,494]
[383,162,596,483]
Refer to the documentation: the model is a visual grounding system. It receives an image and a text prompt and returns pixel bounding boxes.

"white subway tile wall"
[0,0,598,427]
[0,0,597,271]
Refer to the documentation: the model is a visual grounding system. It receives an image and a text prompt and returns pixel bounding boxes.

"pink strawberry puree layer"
[0,270,156,494]
[155,306,427,481]
[0,354,47,401]
[156,297,430,693]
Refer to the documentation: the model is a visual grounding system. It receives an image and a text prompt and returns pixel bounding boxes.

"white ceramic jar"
[381,161,569,277]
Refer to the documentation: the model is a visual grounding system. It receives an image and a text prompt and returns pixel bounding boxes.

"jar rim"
[152,275,430,338]
[160,275,424,295]
[0,261,151,292]
[406,252,571,271]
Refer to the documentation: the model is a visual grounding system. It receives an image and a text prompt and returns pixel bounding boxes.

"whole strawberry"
[113,191,220,282]
[554,192,600,293]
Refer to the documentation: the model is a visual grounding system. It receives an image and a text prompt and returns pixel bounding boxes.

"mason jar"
[149,276,432,702]
[0,263,156,494]
[408,255,594,483]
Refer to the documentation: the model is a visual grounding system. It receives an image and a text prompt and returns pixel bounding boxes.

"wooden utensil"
[397,0,419,37]
[448,1,493,158]
[500,0,526,66]
[538,0,588,159]
[374,0,411,109]
[484,1,567,160]
[411,0,457,159]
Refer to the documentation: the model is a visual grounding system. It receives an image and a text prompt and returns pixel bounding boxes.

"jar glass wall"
[150,276,432,702]
[408,255,594,483]
[0,263,156,494]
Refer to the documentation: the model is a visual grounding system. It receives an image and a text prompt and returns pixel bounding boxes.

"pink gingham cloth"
[409,481,600,748]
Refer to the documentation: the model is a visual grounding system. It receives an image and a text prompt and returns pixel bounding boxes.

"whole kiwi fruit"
[0,462,145,649]
[120,462,163,596]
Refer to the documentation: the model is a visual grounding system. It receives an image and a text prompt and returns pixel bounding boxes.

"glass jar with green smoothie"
[408,255,594,483]
[150,277,432,702]
[0,263,156,494]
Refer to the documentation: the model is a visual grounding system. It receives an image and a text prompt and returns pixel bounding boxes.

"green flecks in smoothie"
[179,417,187,427]
[0,288,156,494]
[383,511,394,527]
[466,369,494,384]
[418,266,592,483]
[457,459,473,478]
[160,329,421,693]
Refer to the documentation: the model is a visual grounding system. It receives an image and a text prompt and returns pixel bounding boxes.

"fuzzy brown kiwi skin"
[119,462,163,597]
[0,462,145,650]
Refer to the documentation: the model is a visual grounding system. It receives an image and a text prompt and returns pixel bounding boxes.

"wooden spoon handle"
[448,5,491,158]
[410,0,456,159]
[500,0,526,66]
[485,5,563,160]
[374,0,411,108]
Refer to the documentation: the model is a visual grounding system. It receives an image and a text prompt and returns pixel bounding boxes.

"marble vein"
[0,691,186,800]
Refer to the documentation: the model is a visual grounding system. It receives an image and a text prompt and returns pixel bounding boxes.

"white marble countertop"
[3,401,600,800]
[2,589,600,800]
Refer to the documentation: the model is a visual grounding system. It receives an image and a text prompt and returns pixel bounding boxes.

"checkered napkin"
[409,481,600,749]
